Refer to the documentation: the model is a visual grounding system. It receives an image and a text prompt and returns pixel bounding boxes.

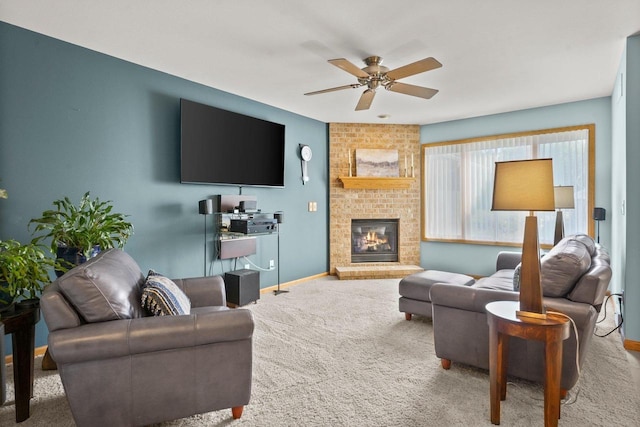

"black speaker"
[225,269,260,306]
[199,199,214,215]
[274,211,284,224]
[593,207,606,221]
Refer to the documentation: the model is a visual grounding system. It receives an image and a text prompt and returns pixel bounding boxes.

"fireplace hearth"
[351,219,399,263]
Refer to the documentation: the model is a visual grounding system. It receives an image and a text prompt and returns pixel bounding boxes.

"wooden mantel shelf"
[338,176,415,189]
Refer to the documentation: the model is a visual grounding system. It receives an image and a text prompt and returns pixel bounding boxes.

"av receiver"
[230,218,278,234]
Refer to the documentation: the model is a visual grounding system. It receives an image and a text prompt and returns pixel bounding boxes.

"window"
[422,125,594,246]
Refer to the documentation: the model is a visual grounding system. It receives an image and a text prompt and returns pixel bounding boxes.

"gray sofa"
[403,234,611,392]
[41,249,254,427]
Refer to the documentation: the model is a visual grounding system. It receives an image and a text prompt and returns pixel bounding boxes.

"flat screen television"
[180,98,286,187]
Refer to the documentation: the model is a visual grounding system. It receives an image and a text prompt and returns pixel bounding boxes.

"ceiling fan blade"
[328,58,370,79]
[386,57,442,80]
[355,89,375,111]
[386,82,439,99]
[304,84,362,96]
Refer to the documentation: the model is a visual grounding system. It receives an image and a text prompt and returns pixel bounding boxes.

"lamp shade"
[491,159,555,212]
[554,186,575,209]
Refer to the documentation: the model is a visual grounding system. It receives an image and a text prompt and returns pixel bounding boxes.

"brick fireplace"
[329,123,423,279]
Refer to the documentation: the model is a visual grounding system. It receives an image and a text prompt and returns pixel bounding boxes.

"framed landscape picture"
[355,149,399,177]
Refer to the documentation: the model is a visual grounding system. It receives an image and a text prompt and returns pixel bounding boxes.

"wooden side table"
[1,305,40,423]
[486,301,570,427]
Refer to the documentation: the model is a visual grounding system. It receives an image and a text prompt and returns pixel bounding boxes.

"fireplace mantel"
[338,176,414,189]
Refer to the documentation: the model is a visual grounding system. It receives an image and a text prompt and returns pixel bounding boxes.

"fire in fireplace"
[351,219,399,263]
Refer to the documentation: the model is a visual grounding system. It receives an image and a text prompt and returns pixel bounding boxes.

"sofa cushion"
[473,270,514,292]
[57,249,145,323]
[567,250,612,308]
[399,270,475,301]
[541,237,591,297]
[569,234,596,256]
[141,270,191,316]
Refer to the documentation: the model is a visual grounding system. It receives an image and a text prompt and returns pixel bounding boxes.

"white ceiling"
[2,1,639,124]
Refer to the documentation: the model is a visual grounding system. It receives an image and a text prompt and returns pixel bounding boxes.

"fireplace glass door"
[351,219,399,263]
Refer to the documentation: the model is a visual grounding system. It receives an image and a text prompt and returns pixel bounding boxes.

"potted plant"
[0,239,56,310]
[29,192,134,275]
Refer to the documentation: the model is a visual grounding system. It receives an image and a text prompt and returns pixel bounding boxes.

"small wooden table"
[1,304,40,423]
[486,301,570,427]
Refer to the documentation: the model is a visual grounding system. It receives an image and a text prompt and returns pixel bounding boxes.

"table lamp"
[492,159,555,319]
[553,186,575,245]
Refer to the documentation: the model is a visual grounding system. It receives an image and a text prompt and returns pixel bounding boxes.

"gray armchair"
[41,249,254,427]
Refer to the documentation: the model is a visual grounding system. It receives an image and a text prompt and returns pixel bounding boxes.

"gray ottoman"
[399,270,475,320]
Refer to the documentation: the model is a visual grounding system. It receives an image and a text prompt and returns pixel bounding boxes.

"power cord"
[549,294,624,404]
[546,310,582,405]
[594,293,624,337]
[546,311,581,379]
[241,256,275,272]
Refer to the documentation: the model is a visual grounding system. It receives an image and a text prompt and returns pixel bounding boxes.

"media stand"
[211,195,286,295]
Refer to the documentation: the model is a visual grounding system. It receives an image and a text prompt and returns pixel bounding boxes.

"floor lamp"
[273,211,288,295]
[492,159,556,319]
[199,199,214,276]
[553,186,575,245]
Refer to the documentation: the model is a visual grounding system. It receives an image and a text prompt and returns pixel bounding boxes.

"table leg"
[489,322,507,425]
[544,339,563,427]
[499,333,508,402]
[11,323,35,422]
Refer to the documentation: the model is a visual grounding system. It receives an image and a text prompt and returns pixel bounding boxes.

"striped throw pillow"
[141,270,191,316]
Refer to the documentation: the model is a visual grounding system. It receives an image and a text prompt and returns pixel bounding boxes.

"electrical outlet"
[244,264,250,270]
[269,259,275,269]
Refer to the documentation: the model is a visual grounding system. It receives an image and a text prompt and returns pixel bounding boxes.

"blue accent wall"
[419,98,612,277]
[0,22,329,353]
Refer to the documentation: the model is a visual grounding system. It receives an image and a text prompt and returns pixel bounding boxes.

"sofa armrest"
[543,298,598,332]
[41,281,84,332]
[496,251,522,271]
[430,283,519,313]
[172,275,227,307]
[48,308,253,365]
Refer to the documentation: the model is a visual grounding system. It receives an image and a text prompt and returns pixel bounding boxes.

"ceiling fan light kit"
[305,55,442,111]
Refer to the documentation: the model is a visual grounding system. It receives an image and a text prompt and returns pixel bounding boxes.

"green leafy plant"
[0,239,56,301]
[29,192,134,260]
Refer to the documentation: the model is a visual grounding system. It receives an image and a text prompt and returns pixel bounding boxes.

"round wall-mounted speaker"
[593,207,606,221]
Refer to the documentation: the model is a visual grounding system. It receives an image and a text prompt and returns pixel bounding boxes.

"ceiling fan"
[304,55,442,111]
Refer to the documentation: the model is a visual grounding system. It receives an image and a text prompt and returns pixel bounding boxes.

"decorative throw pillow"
[141,270,191,316]
[512,263,521,291]
[541,238,591,297]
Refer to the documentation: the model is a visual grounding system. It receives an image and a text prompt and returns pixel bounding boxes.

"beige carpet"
[1,276,637,426]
